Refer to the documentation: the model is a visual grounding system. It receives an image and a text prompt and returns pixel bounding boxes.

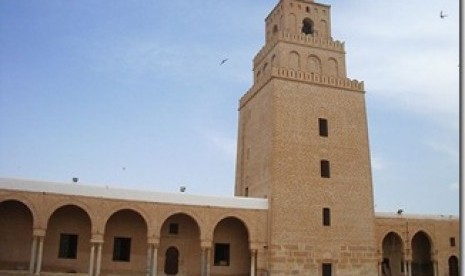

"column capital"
[201,240,212,249]
[33,228,46,237]
[147,237,160,247]
[249,242,266,251]
[90,234,104,243]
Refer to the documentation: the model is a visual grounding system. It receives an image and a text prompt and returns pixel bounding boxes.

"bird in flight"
[440,10,448,19]
[220,58,228,65]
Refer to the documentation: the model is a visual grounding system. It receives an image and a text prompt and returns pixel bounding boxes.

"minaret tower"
[235,0,378,274]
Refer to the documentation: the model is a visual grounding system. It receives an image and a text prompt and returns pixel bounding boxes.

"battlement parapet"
[240,66,364,108]
[254,32,345,67]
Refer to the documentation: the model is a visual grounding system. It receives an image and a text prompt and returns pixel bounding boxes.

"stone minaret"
[235,0,378,274]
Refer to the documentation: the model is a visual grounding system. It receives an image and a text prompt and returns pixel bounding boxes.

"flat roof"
[0,177,268,210]
[375,212,458,221]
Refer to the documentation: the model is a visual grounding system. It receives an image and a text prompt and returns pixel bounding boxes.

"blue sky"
[0,0,459,215]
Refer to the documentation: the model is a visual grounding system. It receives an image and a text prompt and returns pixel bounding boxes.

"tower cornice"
[239,66,365,109]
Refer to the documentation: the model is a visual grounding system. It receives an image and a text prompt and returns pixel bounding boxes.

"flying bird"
[440,10,448,19]
[220,58,228,65]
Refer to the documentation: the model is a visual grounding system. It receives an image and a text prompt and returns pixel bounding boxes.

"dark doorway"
[449,256,459,276]
[411,232,434,276]
[164,246,179,275]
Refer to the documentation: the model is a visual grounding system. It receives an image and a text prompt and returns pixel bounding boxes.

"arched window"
[164,247,179,275]
[302,18,314,35]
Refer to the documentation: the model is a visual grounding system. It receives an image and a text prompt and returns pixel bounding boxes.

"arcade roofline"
[0,177,268,210]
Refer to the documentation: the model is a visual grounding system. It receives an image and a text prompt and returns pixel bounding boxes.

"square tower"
[235,0,378,274]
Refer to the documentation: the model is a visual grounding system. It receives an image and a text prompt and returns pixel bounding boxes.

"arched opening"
[159,213,201,275]
[449,255,459,276]
[302,18,314,35]
[164,247,179,275]
[42,205,91,273]
[381,232,404,276]
[307,55,321,73]
[288,13,297,33]
[411,231,434,276]
[102,209,148,275]
[0,200,33,271]
[320,20,328,37]
[273,25,278,34]
[327,58,338,77]
[289,51,300,71]
[211,217,250,275]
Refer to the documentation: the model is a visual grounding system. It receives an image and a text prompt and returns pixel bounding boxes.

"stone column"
[95,242,103,276]
[34,235,44,275]
[200,240,212,276]
[29,236,38,273]
[407,261,412,276]
[88,243,96,276]
[151,245,158,276]
[250,249,257,276]
[147,245,152,276]
[147,237,159,276]
[201,248,207,276]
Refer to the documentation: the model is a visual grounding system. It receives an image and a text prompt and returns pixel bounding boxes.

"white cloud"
[205,132,237,159]
[449,182,459,191]
[332,0,459,126]
[370,155,385,171]
[423,139,459,159]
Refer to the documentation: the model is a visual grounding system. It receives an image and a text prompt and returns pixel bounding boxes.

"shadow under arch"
[0,199,34,271]
[411,230,434,276]
[159,212,201,275]
[381,231,404,276]
[44,200,94,232]
[43,204,92,273]
[211,216,251,275]
[101,209,148,275]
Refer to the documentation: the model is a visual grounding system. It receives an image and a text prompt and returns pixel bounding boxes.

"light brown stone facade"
[0,0,459,276]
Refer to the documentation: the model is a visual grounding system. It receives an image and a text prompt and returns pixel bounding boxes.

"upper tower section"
[265,0,332,42]
[243,0,364,110]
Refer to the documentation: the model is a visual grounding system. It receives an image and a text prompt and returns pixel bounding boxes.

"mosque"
[0,0,459,275]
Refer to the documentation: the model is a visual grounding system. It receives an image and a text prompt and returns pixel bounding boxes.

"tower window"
[450,237,456,247]
[323,208,331,226]
[302,18,314,35]
[58,233,78,259]
[322,263,332,276]
[169,223,179,234]
[321,160,330,178]
[113,237,131,262]
[214,243,230,266]
[273,25,278,34]
[319,118,328,137]
[306,6,310,13]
